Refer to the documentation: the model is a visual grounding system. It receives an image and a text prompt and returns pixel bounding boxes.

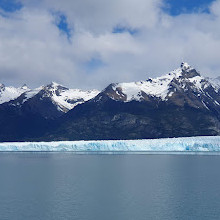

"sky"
[0,0,219,89]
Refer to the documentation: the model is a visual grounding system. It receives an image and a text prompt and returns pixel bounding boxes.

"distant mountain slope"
[1,62,220,141]
[1,82,99,119]
[44,63,220,141]
[99,62,220,105]
[0,84,29,104]
[0,82,99,141]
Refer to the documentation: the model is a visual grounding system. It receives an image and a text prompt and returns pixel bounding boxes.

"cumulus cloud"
[0,0,220,89]
[22,0,163,32]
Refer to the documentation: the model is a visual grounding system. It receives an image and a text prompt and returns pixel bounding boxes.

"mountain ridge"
[1,62,220,141]
[0,82,100,118]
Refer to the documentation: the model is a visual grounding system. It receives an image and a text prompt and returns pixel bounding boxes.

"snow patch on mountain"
[1,82,100,112]
[52,88,100,112]
[0,84,30,104]
[35,82,100,112]
[113,62,202,101]
[22,86,43,103]
[19,82,99,112]
[180,62,193,71]
[107,62,220,104]
[1,62,220,111]
[206,77,220,93]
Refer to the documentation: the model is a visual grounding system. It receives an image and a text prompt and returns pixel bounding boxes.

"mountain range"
[1,62,220,141]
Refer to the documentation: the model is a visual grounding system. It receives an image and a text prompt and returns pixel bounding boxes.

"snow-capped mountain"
[1,82,99,119]
[45,62,220,141]
[0,62,220,141]
[0,83,29,104]
[97,62,220,106]
[41,82,99,112]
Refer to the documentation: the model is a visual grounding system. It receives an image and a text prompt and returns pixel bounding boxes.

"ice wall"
[0,136,219,151]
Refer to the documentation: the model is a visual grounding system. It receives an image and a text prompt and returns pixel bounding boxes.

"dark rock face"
[0,83,66,141]
[44,94,220,141]
[19,91,64,119]
[43,64,220,141]
[1,63,220,141]
[0,104,52,141]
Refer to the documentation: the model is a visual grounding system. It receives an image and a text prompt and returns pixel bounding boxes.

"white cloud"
[22,0,163,32]
[0,0,220,90]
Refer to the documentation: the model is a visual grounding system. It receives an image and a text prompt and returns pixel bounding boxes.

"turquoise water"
[0,153,220,219]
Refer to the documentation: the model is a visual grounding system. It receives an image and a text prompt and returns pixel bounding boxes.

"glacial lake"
[0,153,220,220]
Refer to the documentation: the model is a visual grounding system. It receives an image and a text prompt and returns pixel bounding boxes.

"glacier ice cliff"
[0,136,220,151]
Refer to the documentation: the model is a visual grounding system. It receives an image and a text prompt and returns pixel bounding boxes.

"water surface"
[0,153,220,220]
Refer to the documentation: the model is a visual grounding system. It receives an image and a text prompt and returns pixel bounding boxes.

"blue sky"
[0,0,22,12]
[112,26,139,35]
[0,0,215,35]
[0,1,72,37]
[163,0,215,15]
[54,13,72,39]
[0,0,215,15]
[0,0,220,89]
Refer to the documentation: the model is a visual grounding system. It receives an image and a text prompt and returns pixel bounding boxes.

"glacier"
[0,136,220,152]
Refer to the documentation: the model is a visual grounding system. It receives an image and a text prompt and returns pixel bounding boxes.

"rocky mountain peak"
[179,62,200,78]
[98,63,218,104]
[41,82,69,99]
[180,62,192,71]
[45,82,68,90]
[0,63,220,141]
[0,83,5,91]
